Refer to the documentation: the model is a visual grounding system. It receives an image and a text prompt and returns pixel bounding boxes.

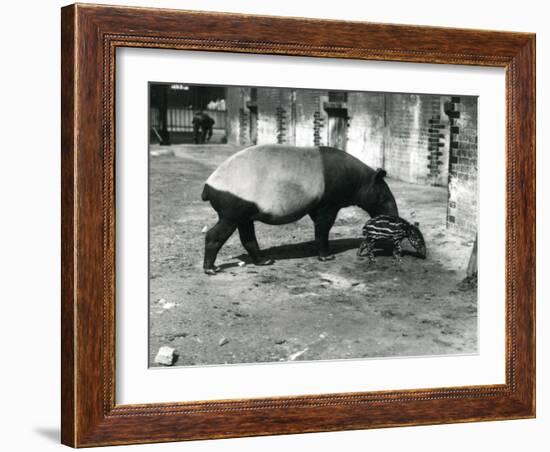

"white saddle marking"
[206,145,325,219]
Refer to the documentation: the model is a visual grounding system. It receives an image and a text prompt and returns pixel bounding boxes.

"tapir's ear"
[375,168,387,181]
[414,222,419,228]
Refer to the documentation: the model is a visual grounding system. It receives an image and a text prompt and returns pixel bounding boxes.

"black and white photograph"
[1,0,543,448]
[148,82,479,367]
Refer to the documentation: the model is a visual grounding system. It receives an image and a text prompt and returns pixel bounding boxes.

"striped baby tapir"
[357,215,427,263]
[201,144,399,275]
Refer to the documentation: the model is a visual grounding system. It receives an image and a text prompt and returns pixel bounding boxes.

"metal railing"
[150,108,227,132]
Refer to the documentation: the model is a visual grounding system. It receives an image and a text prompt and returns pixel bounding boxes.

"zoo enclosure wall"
[150,83,478,239]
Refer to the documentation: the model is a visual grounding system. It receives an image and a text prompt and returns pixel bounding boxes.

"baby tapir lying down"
[357,215,427,263]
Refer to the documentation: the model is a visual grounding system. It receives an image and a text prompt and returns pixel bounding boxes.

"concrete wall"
[346,92,385,168]
[223,88,476,238]
[257,87,291,145]
[225,86,250,145]
[226,89,452,186]
[385,94,448,185]
[252,88,325,147]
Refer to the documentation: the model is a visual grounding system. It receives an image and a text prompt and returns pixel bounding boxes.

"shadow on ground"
[236,238,362,262]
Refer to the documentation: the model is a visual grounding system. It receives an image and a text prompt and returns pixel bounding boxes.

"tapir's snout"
[412,239,427,259]
[417,245,427,259]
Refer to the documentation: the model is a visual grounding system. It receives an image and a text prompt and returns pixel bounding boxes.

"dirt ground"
[149,144,477,367]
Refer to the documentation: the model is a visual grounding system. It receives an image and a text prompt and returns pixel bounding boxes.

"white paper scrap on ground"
[154,346,176,366]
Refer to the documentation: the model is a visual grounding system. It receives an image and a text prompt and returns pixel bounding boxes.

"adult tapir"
[201,144,398,275]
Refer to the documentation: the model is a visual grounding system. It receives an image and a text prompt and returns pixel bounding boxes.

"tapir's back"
[205,145,325,221]
[362,215,409,242]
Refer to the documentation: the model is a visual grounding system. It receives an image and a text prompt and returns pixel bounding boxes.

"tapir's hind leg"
[203,218,237,275]
[238,221,274,266]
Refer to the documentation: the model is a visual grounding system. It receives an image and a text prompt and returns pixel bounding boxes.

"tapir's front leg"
[392,238,403,264]
[312,207,339,261]
[357,237,376,263]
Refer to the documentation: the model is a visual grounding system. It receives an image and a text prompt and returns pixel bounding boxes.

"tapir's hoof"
[318,255,335,262]
[254,258,275,266]
[204,266,220,275]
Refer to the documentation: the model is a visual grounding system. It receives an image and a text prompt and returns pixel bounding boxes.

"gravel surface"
[149,144,477,367]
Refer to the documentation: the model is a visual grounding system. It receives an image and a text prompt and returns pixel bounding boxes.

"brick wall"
[238,108,250,145]
[228,87,328,147]
[295,89,323,147]
[313,111,324,146]
[223,87,476,238]
[429,100,451,187]
[383,94,450,186]
[257,88,292,145]
[226,90,450,188]
[226,86,253,146]
[227,90,452,188]
[446,96,478,239]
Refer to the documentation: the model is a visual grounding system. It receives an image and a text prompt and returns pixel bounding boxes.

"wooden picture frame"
[61,3,535,447]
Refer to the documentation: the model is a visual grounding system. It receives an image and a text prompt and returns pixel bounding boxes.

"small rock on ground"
[154,346,177,366]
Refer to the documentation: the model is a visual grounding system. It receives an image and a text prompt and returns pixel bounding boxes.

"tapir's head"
[356,169,399,218]
[408,222,427,259]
